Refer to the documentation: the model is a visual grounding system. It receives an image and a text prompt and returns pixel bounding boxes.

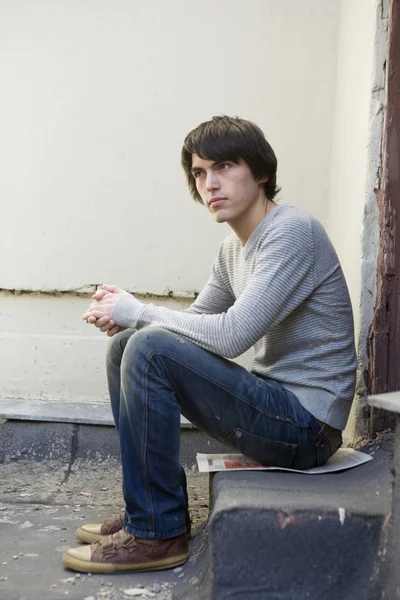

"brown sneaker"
[76,509,191,543]
[76,511,125,544]
[62,530,189,574]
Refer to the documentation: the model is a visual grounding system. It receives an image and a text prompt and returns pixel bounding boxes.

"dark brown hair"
[181,115,280,204]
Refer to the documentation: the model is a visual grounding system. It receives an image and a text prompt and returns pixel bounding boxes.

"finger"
[87,316,97,324]
[82,307,96,320]
[100,321,115,332]
[107,325,120,337]
[92,289,108,301]
[102,284,117,292]
[94,316,111,328]
[82,310,106,320]
[102,284,124,294]
[83,301,107,318]
[88,301,102,312]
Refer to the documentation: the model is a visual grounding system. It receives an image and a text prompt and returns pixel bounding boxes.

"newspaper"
[196,447,372,474]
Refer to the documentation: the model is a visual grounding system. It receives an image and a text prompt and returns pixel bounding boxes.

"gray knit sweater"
[111,205,357,430]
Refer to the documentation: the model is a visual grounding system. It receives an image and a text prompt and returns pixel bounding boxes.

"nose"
[206,170,220,191]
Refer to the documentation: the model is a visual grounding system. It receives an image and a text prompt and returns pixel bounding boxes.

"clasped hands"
[82,284,129,337]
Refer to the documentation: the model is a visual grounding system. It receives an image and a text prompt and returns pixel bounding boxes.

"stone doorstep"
[0,397,194,427]
[198,441,393,600]
[0,413,393,600]
[1,398,393,598]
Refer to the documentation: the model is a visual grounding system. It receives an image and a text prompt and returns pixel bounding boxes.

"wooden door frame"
[368,0,400,432]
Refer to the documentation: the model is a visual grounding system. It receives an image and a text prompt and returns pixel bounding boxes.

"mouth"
[209,197,227,208]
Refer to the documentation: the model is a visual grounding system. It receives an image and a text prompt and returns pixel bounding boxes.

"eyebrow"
[190,161,221,174]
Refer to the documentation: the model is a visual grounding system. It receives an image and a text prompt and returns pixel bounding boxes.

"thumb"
[92,288,108,300]
[102,283,124,294]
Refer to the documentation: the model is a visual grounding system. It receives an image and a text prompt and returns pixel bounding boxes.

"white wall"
[2,0,384,428]
[327,0,385,341]
[0,0,339,296]
[0,291,255,403]
[0,292,192,403]
[327,0,387,440]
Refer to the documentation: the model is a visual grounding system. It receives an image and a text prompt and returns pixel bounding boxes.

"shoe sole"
[62,551,189,574]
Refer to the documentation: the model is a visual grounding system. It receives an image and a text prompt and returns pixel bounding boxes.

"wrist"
[110,294,144,328]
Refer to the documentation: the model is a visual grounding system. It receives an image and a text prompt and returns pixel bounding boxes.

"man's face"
[191,154,266,224]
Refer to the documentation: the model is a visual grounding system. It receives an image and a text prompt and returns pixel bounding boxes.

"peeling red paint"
[382,511,392,530]
[277,511,302,530]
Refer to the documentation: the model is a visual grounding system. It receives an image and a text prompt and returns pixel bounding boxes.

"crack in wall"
[0,287,198,300]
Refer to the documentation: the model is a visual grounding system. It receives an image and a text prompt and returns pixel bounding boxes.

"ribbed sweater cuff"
[110,294,145,328]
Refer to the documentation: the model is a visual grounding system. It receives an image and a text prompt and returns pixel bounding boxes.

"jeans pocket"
[220,427,297,468]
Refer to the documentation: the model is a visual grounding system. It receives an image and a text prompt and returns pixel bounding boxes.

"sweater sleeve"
[183,260,235,315]
[110,218,315,358]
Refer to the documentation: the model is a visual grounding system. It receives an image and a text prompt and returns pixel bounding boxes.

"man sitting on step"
[62,115,357,574]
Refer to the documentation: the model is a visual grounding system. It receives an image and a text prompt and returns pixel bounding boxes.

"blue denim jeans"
[106,327,332,540]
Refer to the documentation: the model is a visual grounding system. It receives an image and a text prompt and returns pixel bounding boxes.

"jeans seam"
[148,348,313,428]
[142,356,155,535]
[146,348,281,419]
[220,426,298,447]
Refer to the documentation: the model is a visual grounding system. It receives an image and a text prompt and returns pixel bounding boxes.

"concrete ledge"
[202,441,392,600]
[0,398,231,469]
[0,420,228,469]
[211,442,391,515]
[368,391,400,414]
[0,397,194,427]
[210,507,382,600]
[0,421,75,464]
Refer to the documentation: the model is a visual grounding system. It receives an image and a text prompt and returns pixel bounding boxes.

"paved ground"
[0,457,210,600]
[0,426,393,600]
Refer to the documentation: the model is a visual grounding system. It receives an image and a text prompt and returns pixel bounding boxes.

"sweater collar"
[242,204,284,259]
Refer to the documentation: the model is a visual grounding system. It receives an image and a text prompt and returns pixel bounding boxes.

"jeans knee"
[106,329,135,366]
[127,327,175,352]
[122,328,183,368]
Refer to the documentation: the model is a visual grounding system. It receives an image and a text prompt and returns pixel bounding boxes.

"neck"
[229,198,276,245]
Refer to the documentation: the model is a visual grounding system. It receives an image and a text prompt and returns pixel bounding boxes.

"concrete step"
[0,397,194,427]
[1,397,393,599]
[184,437,392,600]
[0,398,228,469]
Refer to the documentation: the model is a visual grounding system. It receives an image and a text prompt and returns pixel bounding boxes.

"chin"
[213,210,230,223]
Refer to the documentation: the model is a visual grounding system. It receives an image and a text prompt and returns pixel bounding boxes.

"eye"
[218,163,230,171]
[193,170,204,179]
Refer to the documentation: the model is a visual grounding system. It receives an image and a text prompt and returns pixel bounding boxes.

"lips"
[209,197,227,207]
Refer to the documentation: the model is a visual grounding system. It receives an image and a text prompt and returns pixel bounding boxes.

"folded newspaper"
[196,447,372,474]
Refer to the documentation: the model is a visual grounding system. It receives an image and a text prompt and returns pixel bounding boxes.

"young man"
[62,116,356,574]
